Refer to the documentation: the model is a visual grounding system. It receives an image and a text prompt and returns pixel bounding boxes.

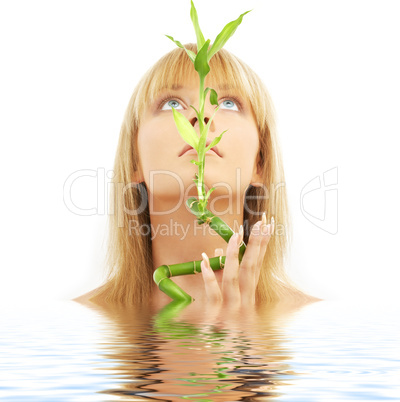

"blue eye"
[161,99,183,110]
[220,99,239,111]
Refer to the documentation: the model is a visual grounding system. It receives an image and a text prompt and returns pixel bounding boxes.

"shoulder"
[278,283,323,307]
[72,284,108,306]
[286,291,323,312]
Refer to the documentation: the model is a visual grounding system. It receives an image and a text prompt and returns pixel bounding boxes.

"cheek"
[224,125,259,163]
[224,126,259,188]
[138,122,163,154]
[137,121,198,196]
[137,121,174,167]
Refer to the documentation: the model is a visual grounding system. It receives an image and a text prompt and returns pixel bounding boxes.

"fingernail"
[262,212,266,225]
[238,225,244,246]
[230,232,239,243]
[215,248,223,256]
[271,216,275,226]
[201,252,211,270]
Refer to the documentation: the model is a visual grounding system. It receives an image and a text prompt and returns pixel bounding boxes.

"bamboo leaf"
[205,130,227,152]
[165,35,196,63]
[204,87,219,106]
[190,0,205,51]
[194,39,211,77]
[204,104,221,134]
[190,105,202,122]
[207,10,251,62]
[172,108,199,150]
[209,88,218,105]
[197,130,207,159]
[205,187,216,202]
[195,104,222,159]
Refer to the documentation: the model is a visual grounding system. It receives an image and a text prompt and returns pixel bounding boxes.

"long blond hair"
[90,44,308,305]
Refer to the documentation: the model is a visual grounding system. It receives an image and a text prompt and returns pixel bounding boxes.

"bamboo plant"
[153,1,251,302]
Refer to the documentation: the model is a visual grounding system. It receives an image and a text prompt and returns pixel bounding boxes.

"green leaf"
[165,35,196,63]
[190,0,205,51]
[193,174,200,186]
[209,88,218,105]
[190,159,201,166]
[205,187,215,202]
[190,105,202,122]
[204,104,221,134]
[205,130,227,152]
[207,10,252,62]
[195,104,222,159]
[172,108,199,150]
[204,87,218,106]
[194,39,211,77]
[197,130,207,158]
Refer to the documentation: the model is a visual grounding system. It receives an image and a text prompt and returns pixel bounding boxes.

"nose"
[190,116,210,128]
[188,95,217,134]
[190,113,215,134]
[185,104,222,157]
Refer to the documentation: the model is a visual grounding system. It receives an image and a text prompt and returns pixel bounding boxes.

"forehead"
[133,47,260,126]
[156,81,244,96]
[145,53,252,105]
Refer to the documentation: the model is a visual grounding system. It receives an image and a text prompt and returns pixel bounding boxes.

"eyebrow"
[160,83,235,91]
[214,84,232,91]
[159,84,183,91]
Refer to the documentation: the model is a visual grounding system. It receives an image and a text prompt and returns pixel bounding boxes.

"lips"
[179,140,222,157]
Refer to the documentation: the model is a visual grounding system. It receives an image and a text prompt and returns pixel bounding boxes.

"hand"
[200,214,274,307]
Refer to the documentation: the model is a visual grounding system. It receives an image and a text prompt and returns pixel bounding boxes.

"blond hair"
[90,44,309,305]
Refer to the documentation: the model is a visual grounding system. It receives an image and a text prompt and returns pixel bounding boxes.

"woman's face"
[136,76,262,212]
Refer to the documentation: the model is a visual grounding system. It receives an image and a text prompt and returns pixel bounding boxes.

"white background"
[1,0,399,304]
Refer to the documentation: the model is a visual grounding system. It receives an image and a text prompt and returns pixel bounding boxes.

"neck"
[148,193,244,302]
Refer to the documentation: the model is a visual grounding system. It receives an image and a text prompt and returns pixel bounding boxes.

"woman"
[75,44,315,307]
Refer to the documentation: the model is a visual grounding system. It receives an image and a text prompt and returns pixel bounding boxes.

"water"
[1,299,399,401]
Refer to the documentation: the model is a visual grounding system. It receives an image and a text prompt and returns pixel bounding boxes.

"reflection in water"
[2,300,399,401]
[86,300,305,401]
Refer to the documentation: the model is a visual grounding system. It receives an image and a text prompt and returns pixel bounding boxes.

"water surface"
[1,299,399,401]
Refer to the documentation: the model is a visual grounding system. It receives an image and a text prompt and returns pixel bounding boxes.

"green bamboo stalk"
[153,1,250,301]
[153,198,247,302]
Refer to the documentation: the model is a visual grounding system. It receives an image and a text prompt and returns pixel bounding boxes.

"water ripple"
[0,300,399,401]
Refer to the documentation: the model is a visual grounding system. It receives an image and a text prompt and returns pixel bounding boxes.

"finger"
[201,252,222,303]
[255,217,275,285]
[221,226,243,304]
[239,219,264,303]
